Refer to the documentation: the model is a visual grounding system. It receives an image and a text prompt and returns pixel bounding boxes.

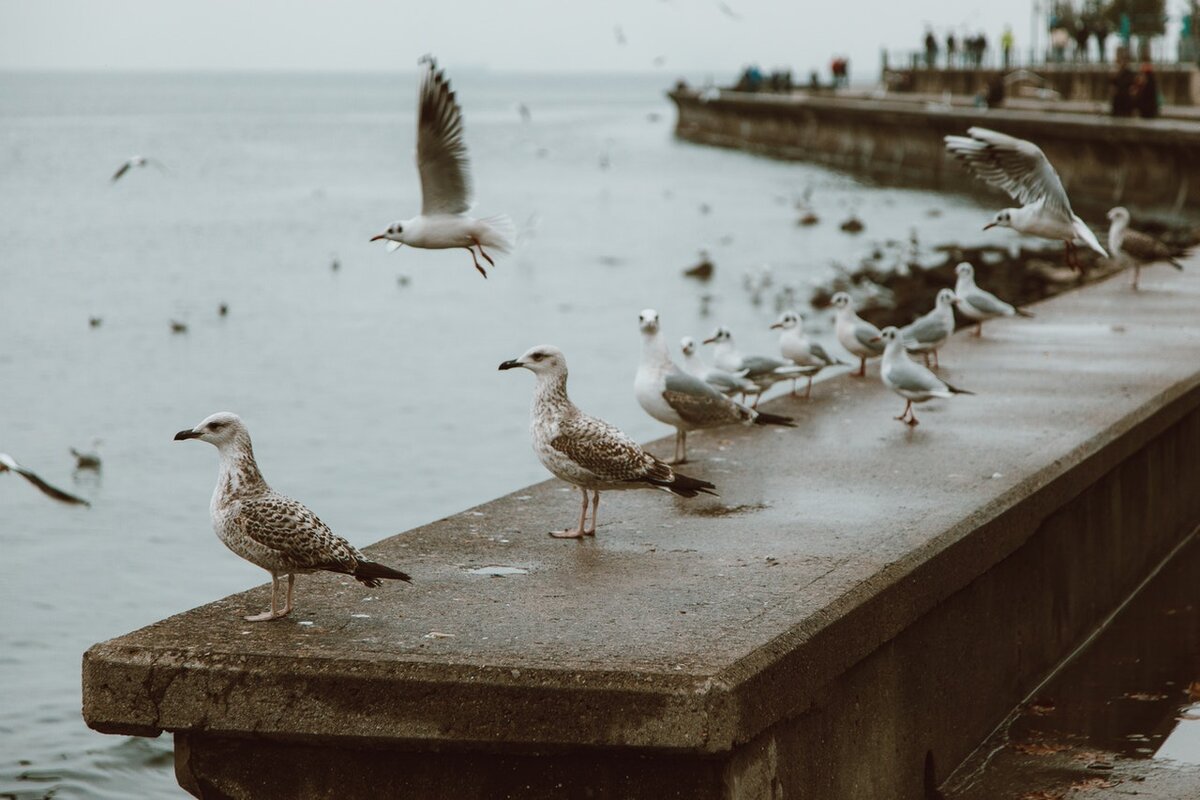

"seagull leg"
[474,241,496,268]
[932,349,940,370]
[584,491,600,536]
[550,488,589,539]
[855,356,866,377]
[922,352,931,368]
[245,575,286,622]
[894,400,912,422]
[282,574,296,617]
[907,407,921,427]
[973,322,982,337]
[804,374,814,399]
[463,247,488,279]
[1132,264,1141,291]
[667,429,688,465]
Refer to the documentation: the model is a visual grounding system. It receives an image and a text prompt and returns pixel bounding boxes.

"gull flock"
[15,61,1190,622]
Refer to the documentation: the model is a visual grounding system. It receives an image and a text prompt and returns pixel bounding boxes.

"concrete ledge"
[668,89,1200,217]
[83,259,1200,798]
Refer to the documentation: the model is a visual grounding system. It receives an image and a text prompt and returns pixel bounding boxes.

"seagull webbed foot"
[549,528,587,539]
[244,609,292,622]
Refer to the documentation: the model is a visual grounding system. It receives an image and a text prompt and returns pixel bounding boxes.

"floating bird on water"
[770,310,845,397]
[174,413,411,621]
[952,262,1033,336]
[944,127,1107,271]
[877,327,973,427]
[635,311,794,464]
[832,292,884,377]
[899,289,957,369]
[170,320,188,334]
[218,303,229,317]
[370,57,514,279]
[88,316,102,328]
[0,452,89,505]
[110,155,165,183]
[71,440,102,471]
[680,336,758,400]
[703,326,807,406]
[683,250,714,280]
[500,345,716,538]
[840,216,865,234]
[1106,207,1186,291]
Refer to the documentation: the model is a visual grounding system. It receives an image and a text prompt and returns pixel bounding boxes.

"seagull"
[702,326,808,406]
[770,310,845,397]
[679,336,759,399]
[1106,207,1186,290]
[953,262,1033,336]
[110,155,165,183]
[899,289,957,369]
[635,311,794,464]
[370,57,514,279]
[944,127,1106,271]
[174,413,411,621]
[500,346,716,538]
[71,440,102,471]
[170,320,188,334]
[0,452,89,506]
[877,327,973,427]
[831,292,884,377]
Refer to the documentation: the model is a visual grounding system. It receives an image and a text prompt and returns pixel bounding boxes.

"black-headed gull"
[899,289,956,370]
[371,57,514,279]
[679,336,758,399]
[952,263,1033,336]
[877,327,973,427]
[770,310,844,397]
[1106,207,1186,290]
[831,292,884,377]
[702,326,807,406]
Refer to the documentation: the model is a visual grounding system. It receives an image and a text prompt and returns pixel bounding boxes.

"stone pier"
[84,258,1200,798]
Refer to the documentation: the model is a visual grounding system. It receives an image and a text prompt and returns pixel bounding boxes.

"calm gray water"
[0,70,993,798]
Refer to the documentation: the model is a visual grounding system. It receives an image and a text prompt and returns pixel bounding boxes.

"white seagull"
[770,310,845,397]
[635,310,794,464]
[174,413,411,621]
[1106,207,1186,290]
[1,452,90,506]
[500,346,716,538]
[702,326,808,406]
[877,327,973,427]
[679,336,759,399]
[110,155,165,183]
[370,57,514,278]
[831,292,885,377]
[899,289,957,370]
[944,127,1106,270]
[953,263,1033,337]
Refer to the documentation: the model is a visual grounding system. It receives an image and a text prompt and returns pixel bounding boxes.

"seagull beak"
[769,322,784,330]
[982,222,997,230]
[369,233,388,242]
[174,429,202,441]
[498,359,522,371]
[702,336,717,344]
[869,336,881,343]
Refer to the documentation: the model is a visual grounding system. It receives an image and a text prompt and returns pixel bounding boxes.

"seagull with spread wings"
[1,452,90,506]
[944,127,1106,271]
[371,57,514,278]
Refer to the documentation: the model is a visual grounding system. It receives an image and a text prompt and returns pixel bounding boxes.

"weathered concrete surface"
[669,89,1200,217]
[83,257,1200,798]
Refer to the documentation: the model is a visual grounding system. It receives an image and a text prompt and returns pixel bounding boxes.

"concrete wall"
[669,90,1200,219]
[83,261,1200,799]
[883,65,1200,106]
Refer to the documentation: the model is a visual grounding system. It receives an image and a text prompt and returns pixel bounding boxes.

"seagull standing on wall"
[500,345,716,538]
[1106,207,1186,290]
[952,263,1034,336]
[174,413,411,621]
[371,57,514,278]
[877,328,973,427]
[831,292,884,377]
[944,127,1106,271]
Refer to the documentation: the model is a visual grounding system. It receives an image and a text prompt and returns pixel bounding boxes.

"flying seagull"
[500,345,716,538]
[1106,207,1186,290]
[952,262,1033,336]
[174,413,411,621]
[877,327,973,427]
[770,310,845,397]
[635,310,794,464]
[898,289,957,370]
[831,292,884,377]
[944,127,1106,270]
[370,57,514,278]
[111,155,165,183]
[0,452,89,505]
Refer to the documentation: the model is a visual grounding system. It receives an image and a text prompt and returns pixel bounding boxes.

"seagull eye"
[531,353,545,362]
[208,422,225,431]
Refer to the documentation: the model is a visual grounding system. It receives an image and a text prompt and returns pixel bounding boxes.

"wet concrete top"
[84,257,1200,753]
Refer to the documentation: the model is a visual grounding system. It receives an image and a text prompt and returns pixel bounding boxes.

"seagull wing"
[111,162,132,182]
[900,312,951,345]
[853,319,885,354]
[551,414,669,485]
[235,492,362,574]
[944,127,1072,219]
[416,58,473,216]
[885,358,951,396]
[0,454,90,506]
[809,341,842,366]
[1121,228,1175,261]
[663,372,752,427]
[962,287,1015,317]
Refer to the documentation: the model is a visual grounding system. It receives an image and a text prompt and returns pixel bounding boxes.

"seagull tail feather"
[1168,258,1184,271]
[646,471,717,498]
[353,560,413,588]
[478,214,516,254]
[1014,307,1035,318]
[943,381,975,396]
[753,411,796,427]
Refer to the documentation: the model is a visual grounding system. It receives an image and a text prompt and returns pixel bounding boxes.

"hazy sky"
[2,0,1044,78]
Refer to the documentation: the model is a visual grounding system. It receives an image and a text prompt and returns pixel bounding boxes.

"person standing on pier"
[924,28,938,69]
[1110,49,1135,116]
[1001,26,1014,69]
[1134,62,1160,118]
[946,32,957,68]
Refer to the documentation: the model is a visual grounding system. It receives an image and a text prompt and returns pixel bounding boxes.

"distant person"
[1134,62,1160,118]
[1073,20,1091,61]
[1093,19,1111,62]
[841,57,850,87]
[1110,50,1135,117]
[1051,27,1069,63]
[946,33,957,68]
[1001,26,1014,69]
[924,29,938,68]
[985,73,1005,108]
[976,32,988,67]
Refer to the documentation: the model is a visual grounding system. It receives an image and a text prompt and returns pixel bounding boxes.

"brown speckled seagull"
[174,412,411,621]
[500,346,716,539]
